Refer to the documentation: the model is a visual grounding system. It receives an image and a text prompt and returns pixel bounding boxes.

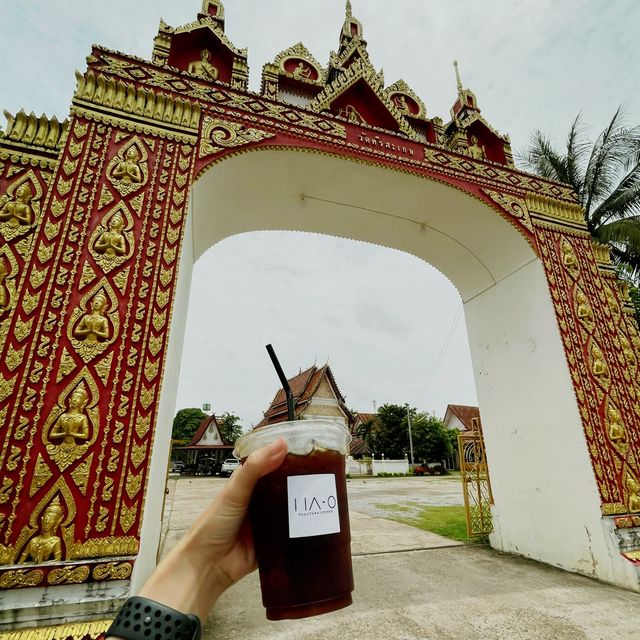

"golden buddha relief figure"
[292,60,312,80]
[0,173,42,242]
[575,289,593,326]
[0,259,11,314]
[89,205,135,274]
[393,94,410,114]
[187,49,219,81]
[619,336,636,367]
[467,135,486,161]
[340,104,366,124]
[560,239,580,277]
[604,285,620,321]
[69,282,120,363]
[590,342,609,383]
[74,292,110,344]
[42,373,100,472]
[46,385,90,471]
[606,406,626,443]
[626,474,640,513]
[107,139,148,197]
[19,496,64,564]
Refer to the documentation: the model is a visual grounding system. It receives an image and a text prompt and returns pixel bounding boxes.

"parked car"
[196,459,217,476]
[170,460,185,473]
[219,458,240,477]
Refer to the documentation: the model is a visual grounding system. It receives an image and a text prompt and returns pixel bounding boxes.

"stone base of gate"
[490,511,640,592]
[0,580,126,631]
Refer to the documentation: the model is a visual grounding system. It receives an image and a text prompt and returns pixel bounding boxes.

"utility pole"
[406,403,414,465]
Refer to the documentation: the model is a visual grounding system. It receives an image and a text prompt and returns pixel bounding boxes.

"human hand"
[136,437,288,621]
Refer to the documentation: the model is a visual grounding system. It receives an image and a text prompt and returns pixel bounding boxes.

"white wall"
[373,459,409,475]
[465,258,639,589]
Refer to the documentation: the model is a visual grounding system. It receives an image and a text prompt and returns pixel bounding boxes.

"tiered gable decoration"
[257,364,355,430]
[259,1,513,163]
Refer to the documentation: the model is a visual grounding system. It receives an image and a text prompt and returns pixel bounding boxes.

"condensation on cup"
[234,419,353,620]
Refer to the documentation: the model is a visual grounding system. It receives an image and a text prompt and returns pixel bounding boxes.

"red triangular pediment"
[328,79,401,132]
[167,26,236,84]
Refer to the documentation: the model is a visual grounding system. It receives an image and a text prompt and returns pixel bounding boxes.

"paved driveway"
[161,476,640,639]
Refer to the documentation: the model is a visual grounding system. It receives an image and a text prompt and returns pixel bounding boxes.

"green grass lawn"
[376,503,484,543]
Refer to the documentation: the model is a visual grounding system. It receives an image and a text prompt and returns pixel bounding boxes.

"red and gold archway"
[1,0,639,628]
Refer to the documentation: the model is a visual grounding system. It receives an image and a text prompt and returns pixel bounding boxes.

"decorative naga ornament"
[0,0,640,633]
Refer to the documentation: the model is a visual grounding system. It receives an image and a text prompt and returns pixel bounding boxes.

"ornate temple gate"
[458,417,493,537]
[1,0,640,630]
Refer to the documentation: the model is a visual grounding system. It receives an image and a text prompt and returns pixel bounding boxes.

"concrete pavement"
[162,477,640,639]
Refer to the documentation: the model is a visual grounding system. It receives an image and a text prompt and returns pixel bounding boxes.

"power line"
[413,304,463,408]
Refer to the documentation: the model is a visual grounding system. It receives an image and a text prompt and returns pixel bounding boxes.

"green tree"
[376,404,410,459]
[411,413,453,464]
[355,415,379,456]
[172,407,207,442]
[217,412,243,445]
[522,109,640,281]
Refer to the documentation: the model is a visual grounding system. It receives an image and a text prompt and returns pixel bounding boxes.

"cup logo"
[287,474,341,539]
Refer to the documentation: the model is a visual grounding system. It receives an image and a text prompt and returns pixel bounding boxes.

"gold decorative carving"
[98,185,116,210]
[606,406,626,444]
[74,70,201,131]
[199,116,276,158]
[120,503,137,534]
[69,281,119,362]
[592,241,613,265]
[187,49,219,81]
[2,109,68,151]
[94,352,114,386]
[48,565,90,585]
[575,288,594,330]
[70,454,93,495]
[13,318,33,342]
[89,203,135,273]
[131,443,147,469]
[0,569,43,589]
[125,471,142,500]
[0,249,18,317]
[0,172,43,241]
[29,454,53,497]
[626,474,640,513]
[42,370,100,472]
[19,496,63,563]
[56,347,77,383]
[135,414,151,439]
[589,341,610,387]
[107,138,148,197]
[79,262,98,290]
[92,561,132,581]
[560,239,580,277]
[112,266,130,295]
[484,189,533,232]
[68,536,138,560]
[140,385,155,410]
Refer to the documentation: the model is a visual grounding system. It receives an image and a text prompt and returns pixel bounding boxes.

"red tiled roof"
[445,405,480,431]
[256,364,354,429]
[349,436,371,456]
[187,415,224,446]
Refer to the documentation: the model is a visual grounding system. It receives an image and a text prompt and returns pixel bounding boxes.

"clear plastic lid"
[234,419,352,459]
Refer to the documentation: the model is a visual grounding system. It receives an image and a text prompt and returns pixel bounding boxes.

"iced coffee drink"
[234,420,353,620]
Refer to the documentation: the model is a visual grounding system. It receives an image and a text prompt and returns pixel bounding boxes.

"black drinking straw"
[266,344,295,422]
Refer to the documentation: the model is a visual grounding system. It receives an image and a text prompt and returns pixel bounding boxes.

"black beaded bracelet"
[105,596,202,640]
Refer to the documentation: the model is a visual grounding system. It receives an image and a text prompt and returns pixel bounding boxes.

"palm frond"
[519,131,570,182]
[584,109,640,223]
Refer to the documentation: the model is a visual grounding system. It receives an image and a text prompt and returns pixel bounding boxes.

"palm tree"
[521,109,640,283]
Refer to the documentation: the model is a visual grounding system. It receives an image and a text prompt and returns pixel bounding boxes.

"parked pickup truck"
[219,458,240,477]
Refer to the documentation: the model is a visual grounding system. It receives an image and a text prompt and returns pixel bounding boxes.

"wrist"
[138,535,228,621]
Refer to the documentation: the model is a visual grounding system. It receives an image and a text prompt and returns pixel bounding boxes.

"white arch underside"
[137,149,639,595]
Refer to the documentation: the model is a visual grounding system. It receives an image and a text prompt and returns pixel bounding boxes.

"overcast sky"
[1,1,639,428]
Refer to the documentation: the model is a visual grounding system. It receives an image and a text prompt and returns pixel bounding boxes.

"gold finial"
[454,60,463,94]
[346,0,353,19]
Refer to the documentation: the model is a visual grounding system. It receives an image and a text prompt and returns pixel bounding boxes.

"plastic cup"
[234,419,353,620]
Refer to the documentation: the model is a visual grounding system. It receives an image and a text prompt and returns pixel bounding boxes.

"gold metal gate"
[458,417,493,537]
